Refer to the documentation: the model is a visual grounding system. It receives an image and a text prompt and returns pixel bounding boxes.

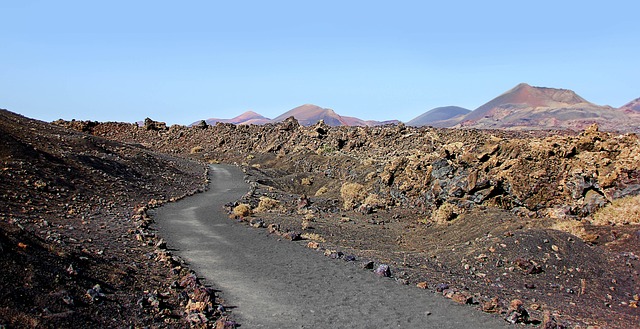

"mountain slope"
[619,97,640,113]
[407,106,470,127]
[196,111,270,126]
[271,104,347,126]
[462,83,592,122]
[455,83,639,133]
[270,104,398,127]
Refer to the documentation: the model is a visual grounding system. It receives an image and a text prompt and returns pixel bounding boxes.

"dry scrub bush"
[314,186,328,197]
[254,196,281,213]
[301,219,313,230]
[552,219,586,237]
[232,204,252,218]
[360,158,375,166]
[301,232,326,242]
[552,219,600,243]
[433,202,461,224]
[340,182,367,210]
[592,195,640,225]
[301,177,313,186]
[363,193,386,209]
[190,146,204,154]
[317,145,335,155]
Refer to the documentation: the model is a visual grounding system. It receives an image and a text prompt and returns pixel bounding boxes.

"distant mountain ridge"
[406,83,639,133]
[192,84,639,133]
[271,104,400,127]
[193,111,270,126]
[196,104,398,127]
[452,83,640,132]
[270,104,347,126]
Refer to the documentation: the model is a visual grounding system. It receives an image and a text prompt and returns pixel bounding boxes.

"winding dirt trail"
[153,164,509,328]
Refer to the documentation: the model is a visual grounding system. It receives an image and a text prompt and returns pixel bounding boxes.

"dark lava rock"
[436,283,450,292]
[362,261,375,270]
[374,264,391,277]
[283,231,301,241]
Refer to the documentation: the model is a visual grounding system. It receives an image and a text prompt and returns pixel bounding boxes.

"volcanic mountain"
[407,106,470,127]
[452,83,640,133]
[270,104,397,127]
[271,104,347,126]
[619,97,640,113]
[196,111,270,126]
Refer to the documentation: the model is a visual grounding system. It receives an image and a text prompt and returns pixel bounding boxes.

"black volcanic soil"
[44,116,640,328]
[0,110,236,328]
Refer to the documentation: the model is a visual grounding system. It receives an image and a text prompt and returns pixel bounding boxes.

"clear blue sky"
[1,1,638,124]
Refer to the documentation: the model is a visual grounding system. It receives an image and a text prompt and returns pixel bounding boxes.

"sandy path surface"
[153,164,509,328]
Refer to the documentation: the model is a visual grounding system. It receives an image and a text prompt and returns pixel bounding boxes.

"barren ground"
[2,111,638,328]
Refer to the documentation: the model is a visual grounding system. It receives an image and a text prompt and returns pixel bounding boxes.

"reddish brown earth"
[0,110,237,328]
[52,116,640,328]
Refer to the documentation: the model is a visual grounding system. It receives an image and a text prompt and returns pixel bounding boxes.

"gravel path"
[153,164,509,328]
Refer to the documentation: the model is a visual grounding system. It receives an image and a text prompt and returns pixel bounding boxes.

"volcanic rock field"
[1,109,639,328]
